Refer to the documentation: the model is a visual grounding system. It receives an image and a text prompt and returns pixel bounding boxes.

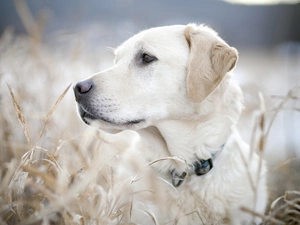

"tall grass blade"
[6,82,32,146]
[36,83,72,145]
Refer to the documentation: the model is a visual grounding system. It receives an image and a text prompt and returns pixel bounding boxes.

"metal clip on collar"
[171,158,213,187]
[171,170,187,187]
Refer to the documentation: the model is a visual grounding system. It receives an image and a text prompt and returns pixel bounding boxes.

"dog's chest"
[160,173,231,224]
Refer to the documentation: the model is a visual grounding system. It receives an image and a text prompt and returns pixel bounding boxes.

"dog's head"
[74,24,238,132]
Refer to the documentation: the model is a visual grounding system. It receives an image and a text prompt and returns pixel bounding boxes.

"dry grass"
[1,2,300,224]
[239,88,300,225]
[0,21,171,224]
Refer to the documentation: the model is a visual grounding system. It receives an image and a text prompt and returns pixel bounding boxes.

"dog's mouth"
[78,105,145,127]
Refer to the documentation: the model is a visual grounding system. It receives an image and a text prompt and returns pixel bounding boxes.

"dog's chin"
[85,117,146,133]
[78,107,146,132]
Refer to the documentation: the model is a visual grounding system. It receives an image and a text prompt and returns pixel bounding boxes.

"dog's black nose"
[74,80,93,94]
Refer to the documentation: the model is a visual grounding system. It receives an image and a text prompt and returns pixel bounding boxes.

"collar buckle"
[170,143,225,188]
[194,158,213,176]
[170,158,214,188]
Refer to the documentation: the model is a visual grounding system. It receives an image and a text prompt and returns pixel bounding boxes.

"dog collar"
[171,143,225,187]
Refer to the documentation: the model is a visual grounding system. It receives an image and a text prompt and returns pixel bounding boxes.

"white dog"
[74,24,268,225]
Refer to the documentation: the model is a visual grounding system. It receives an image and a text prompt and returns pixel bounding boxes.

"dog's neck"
[140,78,243,174]
[153,117,231,172]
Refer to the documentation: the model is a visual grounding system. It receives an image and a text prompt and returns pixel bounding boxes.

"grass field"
[1,10,300,224]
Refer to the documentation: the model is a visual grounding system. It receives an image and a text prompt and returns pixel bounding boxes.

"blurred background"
[1,0,300,48]
[0,0,300,199]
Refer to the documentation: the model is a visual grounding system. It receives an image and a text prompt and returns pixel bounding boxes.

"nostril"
[75,80,93,94]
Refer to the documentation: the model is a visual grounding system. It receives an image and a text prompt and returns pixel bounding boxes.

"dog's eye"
[142,53,156,64]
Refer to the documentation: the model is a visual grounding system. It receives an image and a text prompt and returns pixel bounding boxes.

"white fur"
[74,24,268,224]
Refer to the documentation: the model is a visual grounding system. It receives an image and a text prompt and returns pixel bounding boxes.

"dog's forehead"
[115,25,186,56]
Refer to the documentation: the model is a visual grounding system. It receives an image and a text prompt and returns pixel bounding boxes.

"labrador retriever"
[74,24,268,225]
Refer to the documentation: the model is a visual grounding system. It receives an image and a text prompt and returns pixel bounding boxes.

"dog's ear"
[184,24,238,103]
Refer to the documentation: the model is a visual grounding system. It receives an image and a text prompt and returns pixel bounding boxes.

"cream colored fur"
[74,24,268,224]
